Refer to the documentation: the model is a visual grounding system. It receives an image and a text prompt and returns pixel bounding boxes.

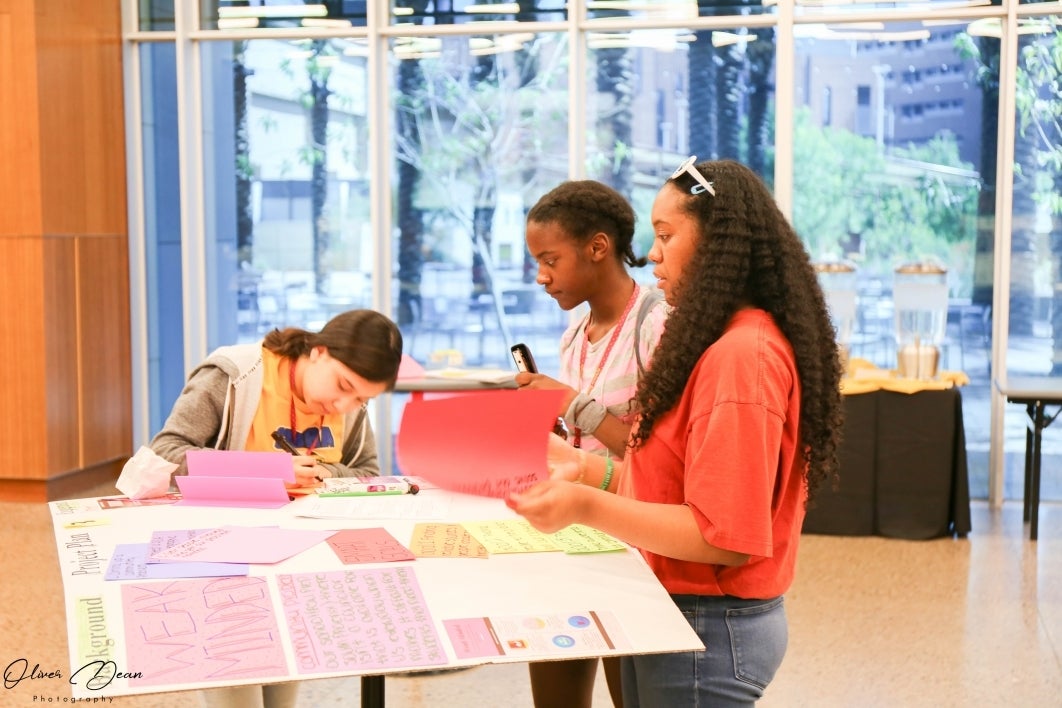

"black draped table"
[803,387,972,540]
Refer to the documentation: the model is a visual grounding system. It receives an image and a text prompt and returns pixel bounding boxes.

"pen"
[272,430,325,484]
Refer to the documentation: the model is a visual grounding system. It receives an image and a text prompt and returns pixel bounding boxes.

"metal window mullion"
[122,1,151,446]
[570,0,586,178]
[773,0,795,219]
[369,2,395,473]
[175,2,209,374]
[988,3,1021,509]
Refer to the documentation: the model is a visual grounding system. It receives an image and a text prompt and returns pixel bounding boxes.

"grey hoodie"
[150,344,380,478]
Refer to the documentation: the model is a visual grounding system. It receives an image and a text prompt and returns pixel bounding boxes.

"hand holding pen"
[272,431,329,487]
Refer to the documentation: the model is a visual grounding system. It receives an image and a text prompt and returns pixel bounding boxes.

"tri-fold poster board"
[48,389,703,700]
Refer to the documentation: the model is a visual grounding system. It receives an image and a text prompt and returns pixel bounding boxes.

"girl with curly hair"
[508,159,844,706]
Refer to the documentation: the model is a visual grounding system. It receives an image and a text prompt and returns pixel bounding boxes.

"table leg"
[1023,404,1034,523]
[362,675,385,708]
[1030,403,1045,542]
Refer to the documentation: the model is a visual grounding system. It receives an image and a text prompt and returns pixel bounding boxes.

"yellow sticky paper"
[410,523,489,558]
[462,520,561,554]
[549,525,626,554]
[63,519,111,529]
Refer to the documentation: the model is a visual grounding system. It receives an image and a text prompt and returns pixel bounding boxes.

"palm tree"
[594,45,635,198]
[396,57,426,327]
[745,27,775,181]
[307,39,333,296]
[233,40,253,268]
[687,33,718,160]
[394,0,431,327]
[716,40,744,160]
[956,32,999,316]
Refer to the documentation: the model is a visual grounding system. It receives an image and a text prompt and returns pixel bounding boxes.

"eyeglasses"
[670,155,715,196]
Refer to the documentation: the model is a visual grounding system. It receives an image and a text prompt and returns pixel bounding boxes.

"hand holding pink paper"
[396,389,563,498]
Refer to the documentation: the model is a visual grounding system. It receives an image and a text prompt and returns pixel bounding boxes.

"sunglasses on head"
[670,155,715,196]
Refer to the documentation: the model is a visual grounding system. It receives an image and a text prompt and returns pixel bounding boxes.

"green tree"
[233,40,254,268]
[791,108,883,261]
[792,108,979,280]
[394,0,432,327]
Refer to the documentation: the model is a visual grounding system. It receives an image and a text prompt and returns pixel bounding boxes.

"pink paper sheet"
[326,528,416,564]
[397,353,426,379]
[174,475,291,509]
[395,389,563,497]
[121,576,287,686]
[177,450,295,508]
[279,567,447,674]
[151,526,337,564]
[185,450,295,482]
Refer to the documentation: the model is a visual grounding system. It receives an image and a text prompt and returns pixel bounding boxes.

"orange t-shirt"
[621,309,806,599]
[245,348,344,463]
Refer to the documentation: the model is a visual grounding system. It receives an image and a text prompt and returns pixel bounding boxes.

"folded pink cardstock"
[176,449,295,508]
[185,449,295,481]
[395,389,563,498]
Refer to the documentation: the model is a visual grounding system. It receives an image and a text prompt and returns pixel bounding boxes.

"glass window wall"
[1003,13,1062,500]
[125,1,1062,501]
[791,17,996,494]
[198,38,374,351]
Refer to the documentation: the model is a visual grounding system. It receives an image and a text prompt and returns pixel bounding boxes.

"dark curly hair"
[631,160,844,499]
[526,180,646,267]
[263,309,404,390]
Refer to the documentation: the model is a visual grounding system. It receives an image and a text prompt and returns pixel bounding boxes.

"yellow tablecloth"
[841,358,970,395]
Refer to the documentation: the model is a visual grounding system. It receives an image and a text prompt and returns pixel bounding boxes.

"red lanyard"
[289,359,321,455]
[574,283,639,447]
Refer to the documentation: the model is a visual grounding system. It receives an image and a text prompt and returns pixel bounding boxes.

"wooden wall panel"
[0,2,42,236]
[0,0,129,500]
[35,0,126,236]
[42,236,80,477]
[0,238,48,480]
[77,235,132,466]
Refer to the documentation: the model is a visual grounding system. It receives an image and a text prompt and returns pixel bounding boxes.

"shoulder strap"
[634,288,665,376]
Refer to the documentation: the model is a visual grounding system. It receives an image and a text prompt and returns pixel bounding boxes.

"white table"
[394,373,518,399]
[48,490,701,705]
[995,376,1062,540]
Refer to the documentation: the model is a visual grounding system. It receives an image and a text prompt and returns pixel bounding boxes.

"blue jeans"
[622,594,787,707]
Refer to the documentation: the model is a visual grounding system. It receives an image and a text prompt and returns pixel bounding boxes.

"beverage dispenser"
[893,261,948,379]
[813,260,857,373]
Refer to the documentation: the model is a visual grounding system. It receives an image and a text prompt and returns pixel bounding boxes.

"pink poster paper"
[395,389,563,497]
[121,577,288,686]
[326,528,416,564]
[278,567,447,674]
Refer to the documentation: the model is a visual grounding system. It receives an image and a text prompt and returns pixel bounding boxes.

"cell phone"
[510,343,538,373]
[271,430,299,455]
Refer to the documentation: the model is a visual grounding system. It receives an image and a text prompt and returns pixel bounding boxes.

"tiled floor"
[2,486,1059,707]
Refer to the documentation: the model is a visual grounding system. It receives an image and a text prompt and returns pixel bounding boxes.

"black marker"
[272,431,323,482]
